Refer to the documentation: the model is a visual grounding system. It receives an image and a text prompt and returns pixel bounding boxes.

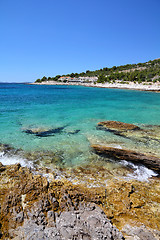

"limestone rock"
[11,204,124,240]
[0,162,160,239]
[122,224,160,240]
[97,121,140,132]
[96,121,160,145]
[92,144,160,173]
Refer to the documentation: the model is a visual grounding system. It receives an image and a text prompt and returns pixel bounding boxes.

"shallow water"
[0,83,160,180]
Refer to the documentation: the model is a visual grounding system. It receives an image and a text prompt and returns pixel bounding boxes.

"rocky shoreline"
[30,81,160,92]
[0,161,160,240]
[1,120,160,239]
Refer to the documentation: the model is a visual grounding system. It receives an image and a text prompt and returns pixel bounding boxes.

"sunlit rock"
[92,144,160,173]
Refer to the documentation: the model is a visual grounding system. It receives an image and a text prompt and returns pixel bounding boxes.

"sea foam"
[0,151,33,168]
[120,160,158,181]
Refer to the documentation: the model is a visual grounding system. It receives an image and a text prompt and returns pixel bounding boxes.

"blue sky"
[0,0,160,82]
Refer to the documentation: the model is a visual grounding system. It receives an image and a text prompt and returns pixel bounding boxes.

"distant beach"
[31,81,160,91]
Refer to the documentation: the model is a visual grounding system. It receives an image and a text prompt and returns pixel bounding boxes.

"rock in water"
[92,144,160,173]
[67,129,80,135]
[97,121,160,144]
[97,121,140,132]
[23,126,66,137]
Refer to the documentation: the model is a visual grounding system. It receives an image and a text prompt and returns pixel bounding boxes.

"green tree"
[97,75,106,83]
[41,76,47,82]
[35,78,41,83]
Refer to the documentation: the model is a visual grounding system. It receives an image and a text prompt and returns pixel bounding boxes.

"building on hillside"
[58,76,98,83]
[59,76,72,82]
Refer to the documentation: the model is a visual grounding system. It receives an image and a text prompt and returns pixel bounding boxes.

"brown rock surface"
[0,162,160,239]
[96,121,160,146]
[97,121,140,132]
[92,144,160,173]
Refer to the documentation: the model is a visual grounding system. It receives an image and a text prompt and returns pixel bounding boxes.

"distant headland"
[32,58,160,91]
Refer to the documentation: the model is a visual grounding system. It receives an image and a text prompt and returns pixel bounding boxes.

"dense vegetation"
[35,58,160,84]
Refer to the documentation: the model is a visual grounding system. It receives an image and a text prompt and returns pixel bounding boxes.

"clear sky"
[0,0,160,82]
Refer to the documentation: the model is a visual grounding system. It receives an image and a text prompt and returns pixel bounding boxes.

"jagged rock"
[0,162,160,239]
[97,121,140,133]
[13,211,24,223]
[11,204,124,240]
[92,144,160,173]
[122,224,160,240]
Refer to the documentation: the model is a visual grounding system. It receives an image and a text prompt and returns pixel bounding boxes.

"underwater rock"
[67,129,80,135]
[0,142,64,168]
[118,125,160,143]
[24,150,64,167]
[97,121,160,145]
[92,144,160,173]
[0,143,20,155]
[23,126,81,137]
[97,121,140,133]
[23,126,66,137]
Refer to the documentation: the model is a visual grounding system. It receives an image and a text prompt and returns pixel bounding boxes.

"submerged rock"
[119,125,160,143]
[97,121,160,145]
[0,142,65,168]
[23,126,66,137]
[0,143,22,155]
[67,129,80,135]
[23,126,80,137]
[92,144,160,173]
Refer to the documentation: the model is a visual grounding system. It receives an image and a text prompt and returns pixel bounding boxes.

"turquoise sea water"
[1,83,160,171]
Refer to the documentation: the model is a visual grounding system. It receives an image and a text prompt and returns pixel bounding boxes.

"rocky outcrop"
[92,144,160,173]
[122,224,160,240]
[0,162,160,239]
[97,121,140,133]
[10,204,124,240]
[97,121,160,145]
[118,124,160,143]
[0,162,124,239]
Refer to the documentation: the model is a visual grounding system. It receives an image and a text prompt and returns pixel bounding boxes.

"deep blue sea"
[0,83,160,180]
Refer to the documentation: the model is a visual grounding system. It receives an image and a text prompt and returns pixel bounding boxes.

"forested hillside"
[35,58,160,84]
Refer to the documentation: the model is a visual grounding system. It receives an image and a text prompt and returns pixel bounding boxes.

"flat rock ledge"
[92,144,160,173]
[97,121,140,132]
[97,121,160,145]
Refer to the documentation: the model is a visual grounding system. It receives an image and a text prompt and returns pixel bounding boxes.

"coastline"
[31,81,160,92]
[1,85,160,238]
